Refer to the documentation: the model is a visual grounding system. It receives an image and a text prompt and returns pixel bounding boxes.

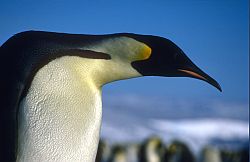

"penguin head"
[126,34,222,91]
[60,32,221,91]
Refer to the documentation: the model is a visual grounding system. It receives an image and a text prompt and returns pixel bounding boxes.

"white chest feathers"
[16,36,145,162]
[17,56,103,162]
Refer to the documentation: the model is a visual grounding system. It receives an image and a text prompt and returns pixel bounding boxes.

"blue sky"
[0,0,249,102]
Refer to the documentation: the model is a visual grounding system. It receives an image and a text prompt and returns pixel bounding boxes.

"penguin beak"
[131,49,222,92]
[176,64,222,92]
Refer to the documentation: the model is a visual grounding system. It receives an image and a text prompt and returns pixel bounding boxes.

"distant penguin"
[95,139,111,162]
[0,31,221,161]
[220,146,249,162]
[166,140,196,162]
[108,145,127,162]
[200,146,221,162]
[139,136,166,162]
[125,143,140,162]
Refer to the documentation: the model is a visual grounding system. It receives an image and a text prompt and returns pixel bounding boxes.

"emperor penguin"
[200,146,221,162]
[95,139,111,162]
[0,31,221,162]
[125,143,140,162]
[139,136,166,162]
[108,145,127,162]
[166,140,196,162]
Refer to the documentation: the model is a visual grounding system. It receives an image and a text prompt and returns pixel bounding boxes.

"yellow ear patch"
[140,44,152,60]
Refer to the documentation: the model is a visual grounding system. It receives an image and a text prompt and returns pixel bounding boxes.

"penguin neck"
[17,56,103,162]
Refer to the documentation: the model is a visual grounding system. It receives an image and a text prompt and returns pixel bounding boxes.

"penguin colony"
[96,137,248,162]
[0,31,221,162]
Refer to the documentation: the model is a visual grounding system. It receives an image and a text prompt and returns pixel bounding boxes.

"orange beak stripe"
[178,69,207,81]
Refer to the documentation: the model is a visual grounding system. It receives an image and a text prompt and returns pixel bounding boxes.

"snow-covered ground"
[100,94,249,152]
